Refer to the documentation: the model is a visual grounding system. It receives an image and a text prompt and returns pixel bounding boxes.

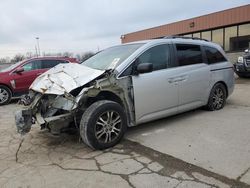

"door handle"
[179,75,188,82]
[168,78,175,83]
[168,76,187,83]
[168,78,181,83]
[174,78,185,82]
[37,73,42,76]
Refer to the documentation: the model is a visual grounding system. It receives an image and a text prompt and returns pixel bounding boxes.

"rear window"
[204,46,227,64]
[176,44,203,66]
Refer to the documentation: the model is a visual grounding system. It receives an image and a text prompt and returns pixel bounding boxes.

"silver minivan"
[15,37,234,149]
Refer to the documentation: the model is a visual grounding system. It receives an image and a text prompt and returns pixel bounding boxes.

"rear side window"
[41,60,67,69]
[204,46,227,64]
[137,44,170,71]
[176,44,203,66]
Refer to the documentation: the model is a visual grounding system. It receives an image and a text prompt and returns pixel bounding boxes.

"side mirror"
[136,63,153,74]
[14,67,24,74]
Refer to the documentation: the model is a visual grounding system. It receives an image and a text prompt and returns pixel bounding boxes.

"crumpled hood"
[30,63,105,95]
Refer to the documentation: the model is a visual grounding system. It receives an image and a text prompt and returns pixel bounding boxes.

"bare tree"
[76,52,94,62]
[11,54,25,63]
[0,50,95,64]
[26,52,34,58]
[62,52,73,57]
[0,58,6,64]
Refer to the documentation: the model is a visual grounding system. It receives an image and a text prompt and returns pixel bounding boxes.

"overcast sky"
[0,0,249,58]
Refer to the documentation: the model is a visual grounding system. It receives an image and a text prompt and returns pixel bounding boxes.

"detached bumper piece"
[15,109,34,135]
[40,113,73,135]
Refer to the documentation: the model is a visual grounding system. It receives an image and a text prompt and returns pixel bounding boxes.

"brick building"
[121,4,250,62]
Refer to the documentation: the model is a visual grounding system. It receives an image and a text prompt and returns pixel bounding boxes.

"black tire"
[80,100,127,150]
[0,85,12,106]
[205,83,227,111]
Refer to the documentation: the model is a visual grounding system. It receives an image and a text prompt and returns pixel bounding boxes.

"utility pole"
[35,46,38,57]
[36,37,40,56]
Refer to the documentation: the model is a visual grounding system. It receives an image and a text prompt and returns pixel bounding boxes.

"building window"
[202,31,211,41]
[193,32,201,38]
[236,23,250,50]
[212,29,224,48]
[224,26,237,51]
[183,34,192,37]
[239,23,250,36]
[230,35,250,51]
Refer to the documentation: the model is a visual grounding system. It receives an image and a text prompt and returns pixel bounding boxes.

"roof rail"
[163,35,209,42]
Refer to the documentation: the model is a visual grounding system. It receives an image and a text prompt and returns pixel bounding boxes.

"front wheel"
[0,85,12,106]
[80,100,127,150]
[205,83,227,111]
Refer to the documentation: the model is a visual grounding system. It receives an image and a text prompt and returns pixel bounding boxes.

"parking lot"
[0,78,249,188]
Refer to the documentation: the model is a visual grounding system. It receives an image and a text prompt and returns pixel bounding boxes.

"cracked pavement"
[0,79,250,187]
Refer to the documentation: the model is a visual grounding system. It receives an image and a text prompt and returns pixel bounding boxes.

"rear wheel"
[0,85,12,105]
[80,100,127,150]
[205,83,226,111]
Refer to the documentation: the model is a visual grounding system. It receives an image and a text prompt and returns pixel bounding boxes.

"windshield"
[0,61,24,72]
[82,43,143,70]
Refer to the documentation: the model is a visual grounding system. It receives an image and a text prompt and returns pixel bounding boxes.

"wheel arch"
[80,99,127,149]
[215,81,228,98]
[85,90,124,108]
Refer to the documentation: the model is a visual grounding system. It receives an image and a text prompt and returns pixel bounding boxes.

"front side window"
[22,60,42,71]
[120,44,171,77]
[176,44,203,66]
[204,46,227,64]
[137,44,169,71]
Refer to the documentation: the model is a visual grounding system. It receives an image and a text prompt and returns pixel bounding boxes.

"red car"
[0,57,79,105]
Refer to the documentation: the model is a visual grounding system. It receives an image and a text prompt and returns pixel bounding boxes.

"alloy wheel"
[212,88,224,110]
[95,111,122,143]
[0,88,9,104]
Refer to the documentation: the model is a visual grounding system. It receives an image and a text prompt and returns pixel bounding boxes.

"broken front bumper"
[15,92,75,135]
[15,109,73,135]
[15,109,33,135]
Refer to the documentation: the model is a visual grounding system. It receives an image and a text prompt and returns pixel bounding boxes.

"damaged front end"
[15,63,106,135]
[15,63,135,136]
[15,91,77,135]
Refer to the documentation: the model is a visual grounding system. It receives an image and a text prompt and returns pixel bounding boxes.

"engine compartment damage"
[15,63,135,136]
